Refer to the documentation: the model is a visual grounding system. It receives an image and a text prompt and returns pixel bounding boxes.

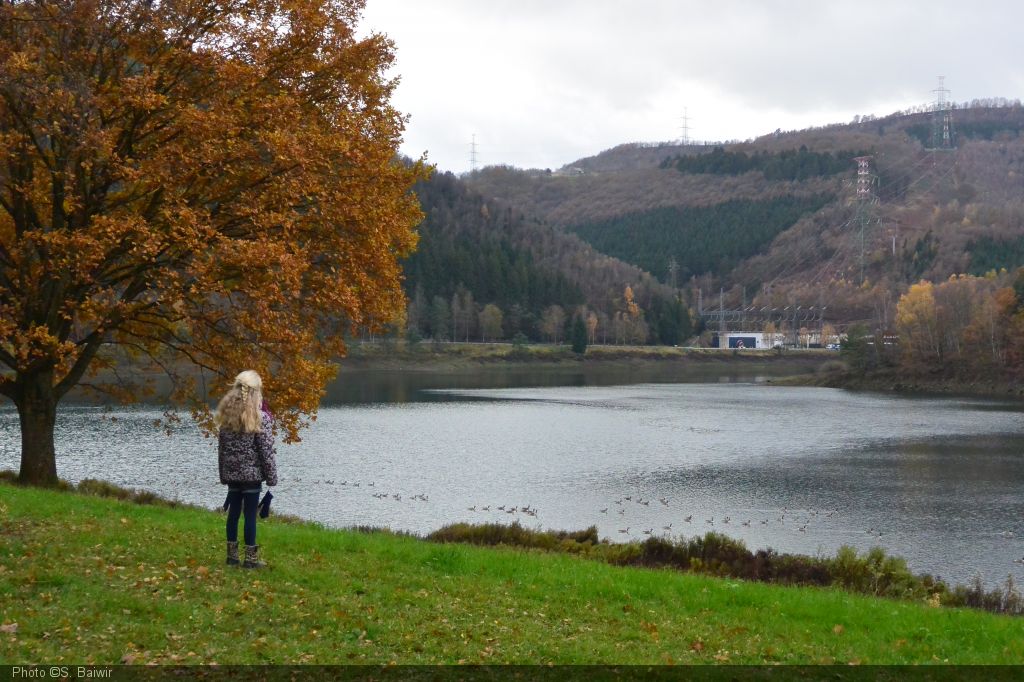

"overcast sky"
[359,1,1024,174]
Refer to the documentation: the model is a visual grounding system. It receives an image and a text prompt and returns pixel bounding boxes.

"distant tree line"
[569,194,833,282]
[662,146,867,181]
[904,121,1023,148]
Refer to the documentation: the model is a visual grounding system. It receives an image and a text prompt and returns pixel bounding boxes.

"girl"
[216,370,277,568]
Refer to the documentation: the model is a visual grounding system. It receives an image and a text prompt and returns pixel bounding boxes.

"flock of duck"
[595,496,847,538]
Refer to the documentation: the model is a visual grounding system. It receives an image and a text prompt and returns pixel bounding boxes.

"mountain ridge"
[463,103,1024,327]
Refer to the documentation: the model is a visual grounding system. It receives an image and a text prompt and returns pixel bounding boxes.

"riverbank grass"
[1,481,1022,664]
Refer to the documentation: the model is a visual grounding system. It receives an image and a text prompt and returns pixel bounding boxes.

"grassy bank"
[342,340,827,370]
[2,482,1023,664]
[770,363,1024,400]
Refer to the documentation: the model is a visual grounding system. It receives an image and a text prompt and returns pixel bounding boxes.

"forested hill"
[465,102,1024,325]
[401,172,690,345]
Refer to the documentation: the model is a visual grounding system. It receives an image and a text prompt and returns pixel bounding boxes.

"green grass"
[1,482,1022,664]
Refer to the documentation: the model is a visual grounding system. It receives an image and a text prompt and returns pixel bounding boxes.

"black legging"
[225,487,261,546]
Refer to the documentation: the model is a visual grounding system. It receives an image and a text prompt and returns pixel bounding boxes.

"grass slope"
[1,483,1022,665]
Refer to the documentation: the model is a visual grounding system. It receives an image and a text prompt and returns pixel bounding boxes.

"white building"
[716,331,785,349]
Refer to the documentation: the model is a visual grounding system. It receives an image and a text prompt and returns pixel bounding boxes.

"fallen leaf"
[0,623,17,634]
[690,640,704,652]
[833,624,845,635]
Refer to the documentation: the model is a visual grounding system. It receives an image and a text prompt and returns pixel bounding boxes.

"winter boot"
[242,544,265,569]
[226,541,240,566]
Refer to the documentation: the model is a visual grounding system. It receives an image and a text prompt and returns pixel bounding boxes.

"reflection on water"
[2,380,1024,587]
[326,360,809,404]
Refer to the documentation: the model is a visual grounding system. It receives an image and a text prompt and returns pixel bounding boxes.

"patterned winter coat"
[218,411,278,486]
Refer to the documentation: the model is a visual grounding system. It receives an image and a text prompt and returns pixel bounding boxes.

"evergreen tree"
[571,316,588,354]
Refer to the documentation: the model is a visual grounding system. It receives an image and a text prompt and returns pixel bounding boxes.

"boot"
[242,544,265,569]
[226,541,240,566]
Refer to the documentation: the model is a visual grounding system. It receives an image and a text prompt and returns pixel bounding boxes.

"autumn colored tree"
[540,305,566,344]
[895,281,940,366]
[478,303,503,342]
[586,311,598,345]
[0,1,426,484]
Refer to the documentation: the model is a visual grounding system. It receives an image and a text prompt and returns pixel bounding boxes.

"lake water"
[2,368,1024,588]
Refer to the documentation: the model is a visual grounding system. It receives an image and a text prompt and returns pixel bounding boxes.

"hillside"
[465,103,1024,328]
[401,173,690,345]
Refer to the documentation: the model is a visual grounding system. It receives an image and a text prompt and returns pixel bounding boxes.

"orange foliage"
[0,1,426,446]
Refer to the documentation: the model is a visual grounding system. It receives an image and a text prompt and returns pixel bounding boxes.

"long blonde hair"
[215,370,264,433]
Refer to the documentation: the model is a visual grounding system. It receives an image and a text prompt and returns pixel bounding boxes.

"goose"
[618,527,630,535]
[600,508,608,514]
[683,515,692,523]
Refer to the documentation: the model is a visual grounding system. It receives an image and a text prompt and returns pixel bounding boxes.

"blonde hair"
[215,370,264,433]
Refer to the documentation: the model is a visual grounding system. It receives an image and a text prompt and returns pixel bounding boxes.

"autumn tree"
[586,311,599,345]
[478,303,503,342]
[895,281,940,366]
[540,305,566,344]
[0,1,426,484]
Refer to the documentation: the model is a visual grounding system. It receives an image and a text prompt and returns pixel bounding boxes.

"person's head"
[215,370,264,433]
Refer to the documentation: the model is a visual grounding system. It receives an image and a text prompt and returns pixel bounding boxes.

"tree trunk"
[16,368,59,486]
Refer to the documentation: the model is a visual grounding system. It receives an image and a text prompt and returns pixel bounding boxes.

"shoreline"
[340,341,830,371]
[770,367,1024,401]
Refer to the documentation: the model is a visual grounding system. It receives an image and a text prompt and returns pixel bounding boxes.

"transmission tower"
[667,256,680,290]
[929,76,955,150]
[853,156,878,284]
[469,134,478,172]
[679,108,692,146]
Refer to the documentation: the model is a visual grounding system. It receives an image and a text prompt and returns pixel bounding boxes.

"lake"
[2,366,1023,588]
